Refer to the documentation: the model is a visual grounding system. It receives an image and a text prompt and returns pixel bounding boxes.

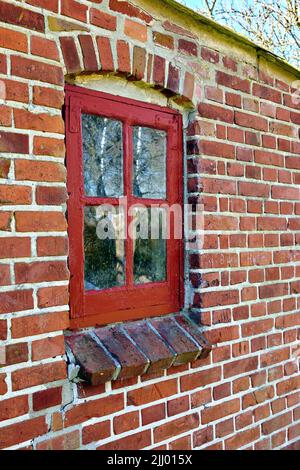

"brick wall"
[0,0,299,450]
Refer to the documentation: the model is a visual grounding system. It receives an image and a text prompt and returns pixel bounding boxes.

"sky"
[181,0,200,8]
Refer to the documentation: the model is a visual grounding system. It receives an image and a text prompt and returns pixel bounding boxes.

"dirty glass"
[133,126,167,199]
[82,114,123,197]
[132,207,167,284]
[84,206,125,290]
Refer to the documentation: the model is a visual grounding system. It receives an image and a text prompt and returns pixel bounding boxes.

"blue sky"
[182,0,199,8]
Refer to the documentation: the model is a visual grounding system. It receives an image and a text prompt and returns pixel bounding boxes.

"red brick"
[33,87,64,110]
[202,398,240,424]
[253,83,281,103]
[179,39,197,56]
[7,216,25,252]
[37,236,68,257]
[0,105,11,127]
[65,394,124,426]
[37,431,80,450]
[82,421,110,445]
[116,40,131,74]
[0,374,7,395]
[262,411,292,435]
[28,0,58,12]
[270,121,297,138]
[201,47,219,63]
[255,150,283,167]
[216,418,234,438]
[14,109,64,134]
[277,376,300,396]
[163,20,196,38]
[90,8,117,30]
[181,367,221,392]
[97,430,151,450]
[153,31,174,49]
[142,403,165,425]
[133,46,146,80]
[5,342,28,366]
[154,413,199,443]
[235,111,268,131]
[15,211,67,232]
[169,435,191,450]
[11,56,63,86]
[0,290,33,314]
[32,335,65,361]
[200,140,234,159]
[0,53,6,73]
[193,426,214,447]
[97,36,114,71]
[31,36,59,61]
[272,185,300,200]
[167,396,189,416]
[0,395,28,421]
[239,181,269,198]
[0,131,29,154]
[15,160,66,182]
[36,186,68,205]
[225,426,260,450]
[59,36,81,74]
[109,0,152,23]
[124,18,147,42]
[216,71,250,93]
[214,382,231,400]
[128,379,177,406]
[79,35,98,72]
[199,289,239,308]
[0,2,44,32]
[0,319,7,340]
[183,71,194,101]
[33,136,65,158]
[240,251,272,267]
[11,311,69,338]
[0,158,10,178]
[0,26,27,53]
[61,0,87,22]
[153,55,165,87]
[32,386,62,411]
[224,356,258,378]
[0,417,47,449]
[0,185,32,205]
[198,103,234,123]
[259,283,288,299]
[15,261,69,284]
[12,361,66,391]
[113,411,139,434]
[242,319,273,337]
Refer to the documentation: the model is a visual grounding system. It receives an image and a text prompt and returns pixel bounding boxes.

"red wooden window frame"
[65,84,184,329]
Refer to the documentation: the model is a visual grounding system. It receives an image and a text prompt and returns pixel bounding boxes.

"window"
[66,85,183,328]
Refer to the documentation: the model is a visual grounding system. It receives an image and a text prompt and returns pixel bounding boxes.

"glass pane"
[133,126,167,199]
[84,206,125,290]
[82,114,123,197]
[132,207,167,284]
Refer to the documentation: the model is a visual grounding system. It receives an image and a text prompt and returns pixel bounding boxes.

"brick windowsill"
[65,313,211,385]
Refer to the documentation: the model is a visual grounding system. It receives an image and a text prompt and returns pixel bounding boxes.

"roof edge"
[161,0,300,79]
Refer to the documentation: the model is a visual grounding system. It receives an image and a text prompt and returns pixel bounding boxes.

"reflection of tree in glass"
[134,208,166,284]
[82,114,123,197]
[133,127,166,199]
[84,207,125,290]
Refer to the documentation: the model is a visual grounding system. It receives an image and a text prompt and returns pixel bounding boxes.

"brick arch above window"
[57,34,201,108]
